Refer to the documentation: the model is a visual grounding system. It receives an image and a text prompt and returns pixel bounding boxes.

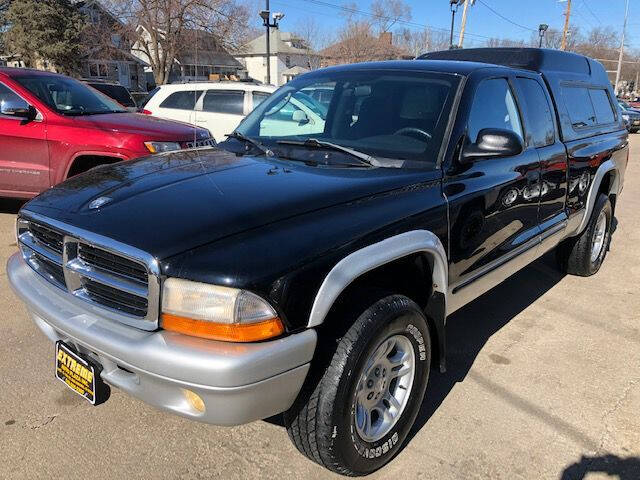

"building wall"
[238,53,311,86]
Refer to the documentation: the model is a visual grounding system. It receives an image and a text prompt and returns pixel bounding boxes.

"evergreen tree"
[5,0,86,74]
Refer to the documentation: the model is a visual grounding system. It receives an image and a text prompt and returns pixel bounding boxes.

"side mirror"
[292,109,310,125]
[461,128,524,163]
[1,99,36,120]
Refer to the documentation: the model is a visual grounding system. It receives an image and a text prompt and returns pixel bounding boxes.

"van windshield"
[234,70,459,168]
[15,75,127,116]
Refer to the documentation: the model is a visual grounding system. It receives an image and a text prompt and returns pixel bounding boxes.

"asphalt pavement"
[1,138,639,479]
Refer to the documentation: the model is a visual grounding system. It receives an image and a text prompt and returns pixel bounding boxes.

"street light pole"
[259,2,284,85]
[614,0,629,95]
[449,0,459,49]
[538,24,548,48]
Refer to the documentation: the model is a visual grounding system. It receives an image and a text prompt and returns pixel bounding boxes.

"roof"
[301,59,497,78]
[420,48,609,83]
[155,82,277,93]
[282,65,310,76]
[237,30,313,56]
[0,66,66,78]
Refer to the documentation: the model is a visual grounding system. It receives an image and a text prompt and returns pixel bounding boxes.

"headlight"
[144,141,181,154]
[160,278,284,342]
[622,114,630,122]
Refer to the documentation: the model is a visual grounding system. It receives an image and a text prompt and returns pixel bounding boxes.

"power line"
[476,0,536,32]
[298,0,495,41]
[581,0,603,26]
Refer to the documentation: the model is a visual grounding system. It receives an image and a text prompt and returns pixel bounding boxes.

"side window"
[159,91,200,110]
[589,89,615,125]
[252,91,270,108]
[561,87,596,129]
[202,90,244,115]
[468,78,523,143]
[515,77,555,147]
[0,82,29,117]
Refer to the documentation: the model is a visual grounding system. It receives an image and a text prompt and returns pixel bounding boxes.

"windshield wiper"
[226,132,274,157]
[276,138,377,166]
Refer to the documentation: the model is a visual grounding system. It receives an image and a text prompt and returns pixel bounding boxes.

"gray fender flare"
[306,230,449,371]
[572,159,620,236]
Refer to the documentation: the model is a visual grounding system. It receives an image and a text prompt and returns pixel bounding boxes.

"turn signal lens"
[162,314,284,342]
[161,278,284,342]
[182,389,205,413]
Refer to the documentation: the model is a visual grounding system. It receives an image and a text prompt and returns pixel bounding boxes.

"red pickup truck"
[0,67,213,198]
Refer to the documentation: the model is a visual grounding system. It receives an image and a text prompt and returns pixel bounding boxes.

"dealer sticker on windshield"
[55,342,99,405]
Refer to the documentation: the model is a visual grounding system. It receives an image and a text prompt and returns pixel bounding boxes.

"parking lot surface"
[1,138,639,480]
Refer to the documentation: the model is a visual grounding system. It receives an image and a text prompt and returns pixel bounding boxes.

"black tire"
[284,295,431,476]
[557,193,612,276]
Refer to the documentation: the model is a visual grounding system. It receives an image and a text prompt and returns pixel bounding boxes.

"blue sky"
[257,0,635,49]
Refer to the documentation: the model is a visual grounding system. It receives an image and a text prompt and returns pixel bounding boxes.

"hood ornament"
[88,196,113,210]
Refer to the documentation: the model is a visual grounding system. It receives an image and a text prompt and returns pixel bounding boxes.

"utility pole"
[614,0,629,95]
[561,0,572,51]
[458,0,474,48]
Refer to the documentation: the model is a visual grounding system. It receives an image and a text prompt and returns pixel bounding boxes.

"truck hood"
[23,148,431,259]
[71,112,207,140]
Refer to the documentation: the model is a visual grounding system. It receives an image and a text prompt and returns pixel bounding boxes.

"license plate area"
[55,341,109,405]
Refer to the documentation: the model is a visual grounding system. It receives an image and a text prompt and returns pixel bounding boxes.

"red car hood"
[73,112,207,140]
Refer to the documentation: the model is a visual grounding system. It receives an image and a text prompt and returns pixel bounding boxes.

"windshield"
[88,83,136,108]
[14,75,127,116]
[233,70,459,168]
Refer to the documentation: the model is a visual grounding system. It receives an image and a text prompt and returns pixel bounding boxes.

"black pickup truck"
[8,48,627,476]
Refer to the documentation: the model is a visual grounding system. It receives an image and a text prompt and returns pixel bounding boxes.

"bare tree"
[293,16,327,70]
[105,0,250,85]
[396,28,450,57]
[370,0,411,34]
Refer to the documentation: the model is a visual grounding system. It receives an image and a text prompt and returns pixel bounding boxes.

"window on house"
[285,56,291,68]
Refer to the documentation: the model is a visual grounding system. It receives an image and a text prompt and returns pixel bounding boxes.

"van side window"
[202,90,244,115]
[515,77,555,147]
[468,78,523,143]
[562,87,596,128]
[589,89,615,125]
[159,91,200,110]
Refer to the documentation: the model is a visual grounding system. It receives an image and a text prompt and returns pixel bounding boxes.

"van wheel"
[557,194,612,276]
[284,295,431,476]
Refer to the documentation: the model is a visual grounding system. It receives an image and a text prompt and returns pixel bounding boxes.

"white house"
[235,29,317,86]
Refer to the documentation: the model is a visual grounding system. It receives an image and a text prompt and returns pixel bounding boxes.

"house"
[235,29,319,86]
[320,31,412,67]
[131,26,244,87]
[75,0,148,91]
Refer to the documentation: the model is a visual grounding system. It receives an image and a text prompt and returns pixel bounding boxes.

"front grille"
[78,244,148,283]
[83,279,148,317]
[17,216,159,328]
[30,222,63,254]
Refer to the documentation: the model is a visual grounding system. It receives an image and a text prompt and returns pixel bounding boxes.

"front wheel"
[284,295,432,476]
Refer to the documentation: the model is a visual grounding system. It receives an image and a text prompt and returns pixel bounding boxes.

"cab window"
[515,77,555,147]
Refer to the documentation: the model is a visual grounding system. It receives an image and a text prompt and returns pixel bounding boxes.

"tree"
[370,0,411,34]
[293,16,328,70]
[106,0,251,85]
[396,28,449,57]
[4,0,86,74]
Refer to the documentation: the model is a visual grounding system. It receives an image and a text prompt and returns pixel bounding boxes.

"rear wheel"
[284,295,431,476]
[557,193,612,276]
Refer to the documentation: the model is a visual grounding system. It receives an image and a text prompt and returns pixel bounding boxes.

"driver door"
[0,81,49,196]
[445,75,542,310]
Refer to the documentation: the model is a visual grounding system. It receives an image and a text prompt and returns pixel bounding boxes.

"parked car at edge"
[618,100,640,133]
[8,49,627,476]
[140,81,277,142]
[0,67,214,198]
[84,80,138,111]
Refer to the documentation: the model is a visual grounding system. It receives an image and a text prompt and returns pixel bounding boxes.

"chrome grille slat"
[17,215,159,329]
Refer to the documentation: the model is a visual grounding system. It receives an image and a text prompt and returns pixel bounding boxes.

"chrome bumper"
[7,253,316,425]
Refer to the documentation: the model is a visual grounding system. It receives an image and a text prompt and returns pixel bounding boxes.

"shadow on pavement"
[560,454,640,480]
[407,250,566,443]
[0,198,26,215]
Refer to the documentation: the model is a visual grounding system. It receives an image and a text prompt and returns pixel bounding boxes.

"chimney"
[379,32,392,45]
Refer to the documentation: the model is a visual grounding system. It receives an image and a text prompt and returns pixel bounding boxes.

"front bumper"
[7,253,316,425]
